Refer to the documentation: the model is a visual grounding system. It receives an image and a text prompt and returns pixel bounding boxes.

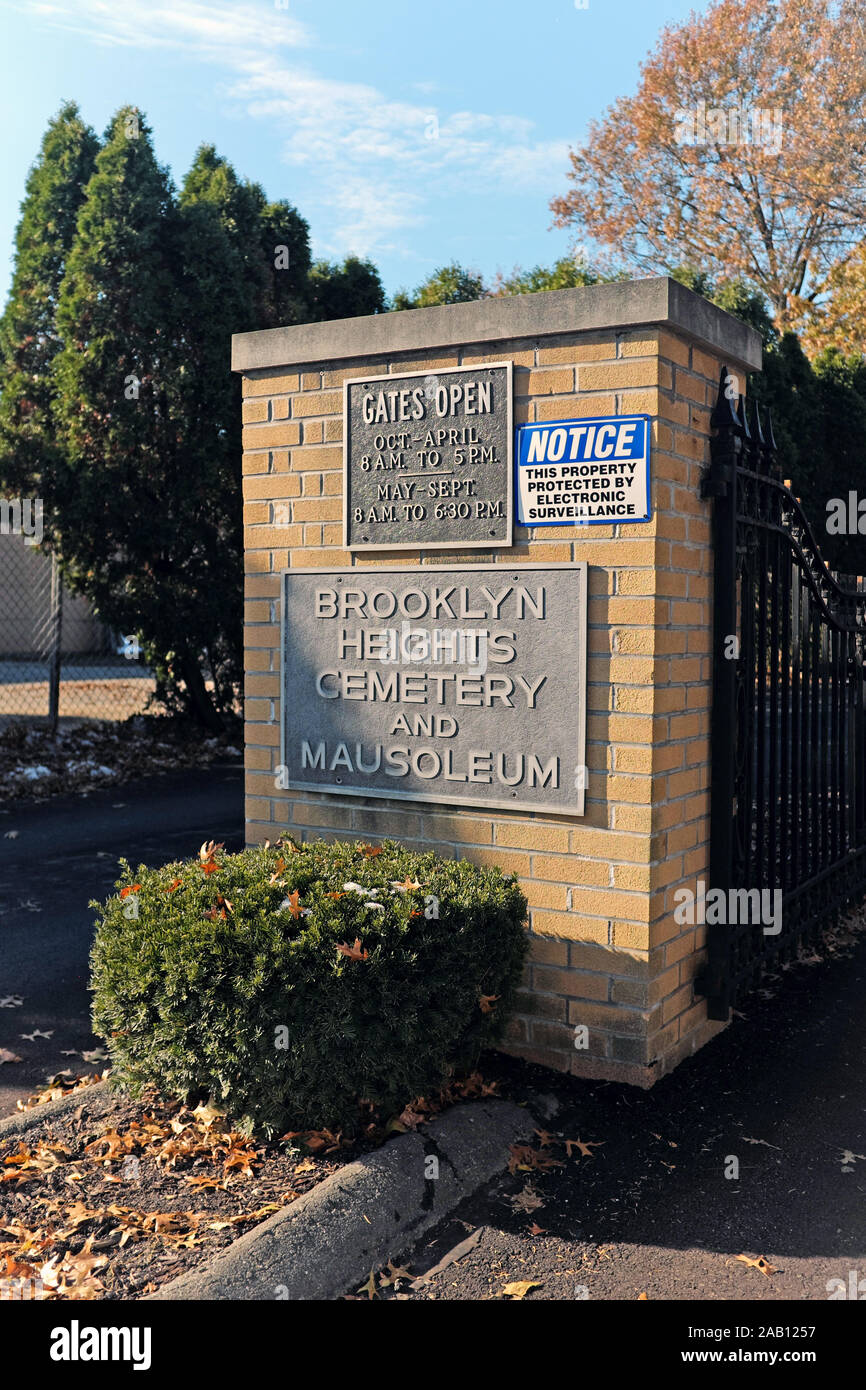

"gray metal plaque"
[280,562,587,817]
[343,363,513,551]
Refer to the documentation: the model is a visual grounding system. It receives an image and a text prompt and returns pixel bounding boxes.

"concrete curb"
[0,1080,114,1141]
[146,1098,531,1301]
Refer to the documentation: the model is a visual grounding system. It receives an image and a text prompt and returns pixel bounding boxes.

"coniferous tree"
[308,256,386,319]
[0,101,99,503]
[259,195,313,327]
[50,107,231,726]
[2,108,388,728]
[173,147,312,718]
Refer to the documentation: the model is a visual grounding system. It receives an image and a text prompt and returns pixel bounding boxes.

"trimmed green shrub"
[90,837,528,1135]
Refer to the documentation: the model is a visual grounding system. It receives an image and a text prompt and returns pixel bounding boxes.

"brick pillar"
[233,278,761,1087]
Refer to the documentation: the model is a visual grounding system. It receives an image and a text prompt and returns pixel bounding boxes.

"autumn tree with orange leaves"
[551,0,866,335]
[801,241,866,356]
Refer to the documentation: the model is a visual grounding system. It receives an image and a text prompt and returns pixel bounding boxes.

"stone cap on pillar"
[231,275,763,375]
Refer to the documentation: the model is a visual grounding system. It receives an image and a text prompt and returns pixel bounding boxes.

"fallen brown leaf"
[509,1186,544,1215]
[502,1279,542,1300]
[735,1253,776,1277]
[565,1137,604,1159]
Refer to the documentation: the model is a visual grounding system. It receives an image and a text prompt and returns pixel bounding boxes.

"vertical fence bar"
[700,369,742,1018]
[860,588,866,847]
[754,465,768,895]
[809,612,817,886]
[47,553,63,737]
[779,516,792,896]
[835,620,841,867]
[857,623,864,843]
[767,484,780,902]
[817,614,822,872]
[821,622,830,874]
[816,618,824,876]
[844,624,855,855]
[742,540,757,891]
[795,567,806,889]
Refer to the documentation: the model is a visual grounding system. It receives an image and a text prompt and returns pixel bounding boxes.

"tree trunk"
[178,651,224,733]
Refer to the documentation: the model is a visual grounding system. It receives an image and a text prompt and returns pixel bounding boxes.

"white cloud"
[18,0,567,260]
[21,0,310,52]
[237,60,568,249]
[313,177,426,261]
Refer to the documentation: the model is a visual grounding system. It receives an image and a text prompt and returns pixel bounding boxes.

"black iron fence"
[0,533,156,729]
[699,369,866,1017]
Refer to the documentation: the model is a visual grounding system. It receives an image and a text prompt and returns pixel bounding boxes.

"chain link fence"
[0,533,158,730]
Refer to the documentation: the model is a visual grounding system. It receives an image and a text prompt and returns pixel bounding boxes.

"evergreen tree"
[50,107,232,727]
[0,101,99,502]
[173,147,312,718]
[180,146,312,329]
[259,195,313,326]
[806,352,866,575]
[307,256,386,319]
[171,151,254,724]
[2,108,394,728]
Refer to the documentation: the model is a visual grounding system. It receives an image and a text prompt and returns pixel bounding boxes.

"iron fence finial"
[710,365,741,431]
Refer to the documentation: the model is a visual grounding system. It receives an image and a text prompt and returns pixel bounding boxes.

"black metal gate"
[699,368,866,1017]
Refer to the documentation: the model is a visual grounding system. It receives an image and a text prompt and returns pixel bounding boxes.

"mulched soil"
[0,1070,499,1301]
[0,1086,349,1300]
[0,716,242,805]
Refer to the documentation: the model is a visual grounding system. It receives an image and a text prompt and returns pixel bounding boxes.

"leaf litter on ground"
[1,1069,501,1300]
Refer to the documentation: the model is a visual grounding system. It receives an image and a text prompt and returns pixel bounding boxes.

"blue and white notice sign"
[515,414,651,526]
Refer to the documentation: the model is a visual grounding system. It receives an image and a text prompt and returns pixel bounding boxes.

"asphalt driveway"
[0,762,243,1114]
[388,922,866,1302]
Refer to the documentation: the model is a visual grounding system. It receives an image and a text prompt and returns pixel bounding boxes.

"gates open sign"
[516,413,651,526]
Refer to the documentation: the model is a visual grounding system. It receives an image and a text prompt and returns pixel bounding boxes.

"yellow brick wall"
[239,323,745,1085]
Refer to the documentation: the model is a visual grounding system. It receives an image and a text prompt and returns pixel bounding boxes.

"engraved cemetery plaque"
[343,363,513,551]
[280,562,588,817]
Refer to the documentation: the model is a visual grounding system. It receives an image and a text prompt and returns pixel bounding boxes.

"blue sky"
[1,0,707,303]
